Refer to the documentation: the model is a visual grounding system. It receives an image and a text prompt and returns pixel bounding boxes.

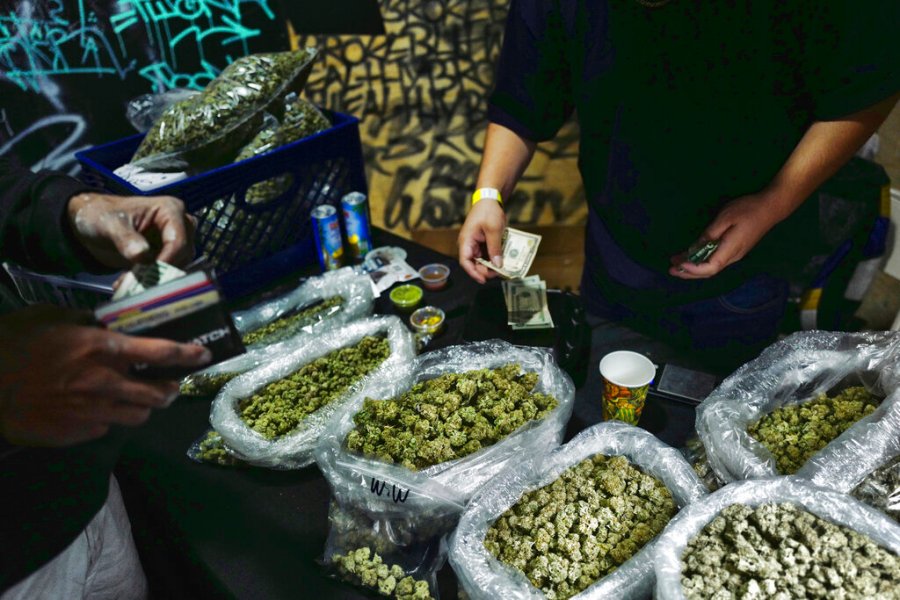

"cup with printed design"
[599,350,656,425]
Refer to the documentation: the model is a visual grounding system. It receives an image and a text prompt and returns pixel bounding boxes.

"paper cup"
[599,351,656,425]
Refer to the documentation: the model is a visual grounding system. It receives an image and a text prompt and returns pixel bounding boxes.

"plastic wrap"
[449,421,707,600]
[232,97,331,205]
[231,267,374,348]
[186,428,247,467]
[126,88,199,133]
[180,339,293,397]
[794,385,900,522]
[132,48,317,171]
[210,315,415,469]
[696,330,900,484]
[851,454,900,522]
[797,386,900,490]
[315,340,576,598]
[653,477,900,599]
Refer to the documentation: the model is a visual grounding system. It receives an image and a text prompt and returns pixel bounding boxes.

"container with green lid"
[389,283,423,312]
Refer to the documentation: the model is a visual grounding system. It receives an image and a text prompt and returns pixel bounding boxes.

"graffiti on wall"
[286,0,585,231]
[0,0,284,173]
[0,0,583,232]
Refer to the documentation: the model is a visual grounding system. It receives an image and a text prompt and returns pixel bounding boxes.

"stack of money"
[502,275,554,330]
[476,227,554,331]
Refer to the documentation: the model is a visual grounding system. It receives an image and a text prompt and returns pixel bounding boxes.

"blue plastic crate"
[75,110,367,299]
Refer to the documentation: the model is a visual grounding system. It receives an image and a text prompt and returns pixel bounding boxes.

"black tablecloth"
[116,228,699,599]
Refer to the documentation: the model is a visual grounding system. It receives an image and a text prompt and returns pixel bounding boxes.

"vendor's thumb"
[485,225,504,268]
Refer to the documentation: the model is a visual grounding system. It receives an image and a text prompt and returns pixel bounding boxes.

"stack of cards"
[95,261,245,379]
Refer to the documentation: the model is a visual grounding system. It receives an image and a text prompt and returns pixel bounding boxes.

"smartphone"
[651,363,719,406]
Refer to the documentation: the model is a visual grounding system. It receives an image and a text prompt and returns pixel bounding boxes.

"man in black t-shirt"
[459,0,898,374]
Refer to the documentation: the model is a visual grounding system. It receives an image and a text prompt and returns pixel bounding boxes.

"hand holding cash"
[476,227,553,330]
[475,227,541,279]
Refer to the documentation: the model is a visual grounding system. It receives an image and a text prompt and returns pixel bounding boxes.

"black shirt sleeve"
[488,0,574,142]
[0,156,104,274]
[805,0,900,120]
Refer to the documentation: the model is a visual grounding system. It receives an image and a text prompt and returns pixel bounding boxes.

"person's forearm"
[762,93,899,222]
[0,157,98,273]
[475,122,537,200]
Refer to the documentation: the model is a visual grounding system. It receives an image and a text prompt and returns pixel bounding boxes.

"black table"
[116,229,699,599]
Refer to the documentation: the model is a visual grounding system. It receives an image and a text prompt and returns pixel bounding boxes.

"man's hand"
[0,306,212,447]
[67,192,197,269]
[458,199,506,284]
[669,191,783,279]
[671,93,900,280]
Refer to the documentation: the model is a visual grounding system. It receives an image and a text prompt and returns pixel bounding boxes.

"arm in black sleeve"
[488,0,574,143]
[0,156,104,274]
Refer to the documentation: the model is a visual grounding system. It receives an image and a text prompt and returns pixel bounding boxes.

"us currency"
[112,260,187,300]
[503,276,554,330]
[476,227,541,279]
[687,239,719,264]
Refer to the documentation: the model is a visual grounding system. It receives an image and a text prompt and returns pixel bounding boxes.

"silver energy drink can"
[311,204,344,271]
[341,191,373,260]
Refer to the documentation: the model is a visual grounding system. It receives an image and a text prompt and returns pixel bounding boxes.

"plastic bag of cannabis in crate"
[695,330,900,484]
[653,477,900,599]
[315,340,576,598]
[797,385,900,522]
[208,315,415,469]
[126,88,199,133]
[132,48,317,172]
[449,421,707,600]
[232,95,332,205]
[231,267,374,349]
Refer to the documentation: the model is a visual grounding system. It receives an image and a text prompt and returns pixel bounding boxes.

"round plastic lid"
[410,305,445,334]
[389,284,423,308]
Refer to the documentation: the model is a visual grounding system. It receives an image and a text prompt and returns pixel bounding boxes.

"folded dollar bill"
[476,227,541,279]
[687,240,719,265]
[113,260,187,300]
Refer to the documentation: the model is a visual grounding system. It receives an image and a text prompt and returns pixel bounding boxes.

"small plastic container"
[410,306,445,335]
[389,284,423,312]
[418,263,450,291]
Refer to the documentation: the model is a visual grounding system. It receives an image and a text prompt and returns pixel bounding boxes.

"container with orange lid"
[418,263,450,291]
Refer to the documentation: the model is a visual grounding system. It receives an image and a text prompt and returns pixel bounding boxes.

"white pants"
[2,476,148,600]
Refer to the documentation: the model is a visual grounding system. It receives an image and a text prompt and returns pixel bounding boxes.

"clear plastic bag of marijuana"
[126,88,199,133]
[131,48,318,172]
[233,94,330,162]
[209,315,415,469]
[315,340,576,598]
[653,477,900,600]
[180,337,297,397]
[231,267,374,349]
[696,330,900,483]
[449,421,707,600]
[797,385,900,522]
[179,268,374,397]
[232,94,332,204]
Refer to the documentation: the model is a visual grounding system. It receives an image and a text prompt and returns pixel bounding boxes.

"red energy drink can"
[311,204,344,271]
[341,191,373,260]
